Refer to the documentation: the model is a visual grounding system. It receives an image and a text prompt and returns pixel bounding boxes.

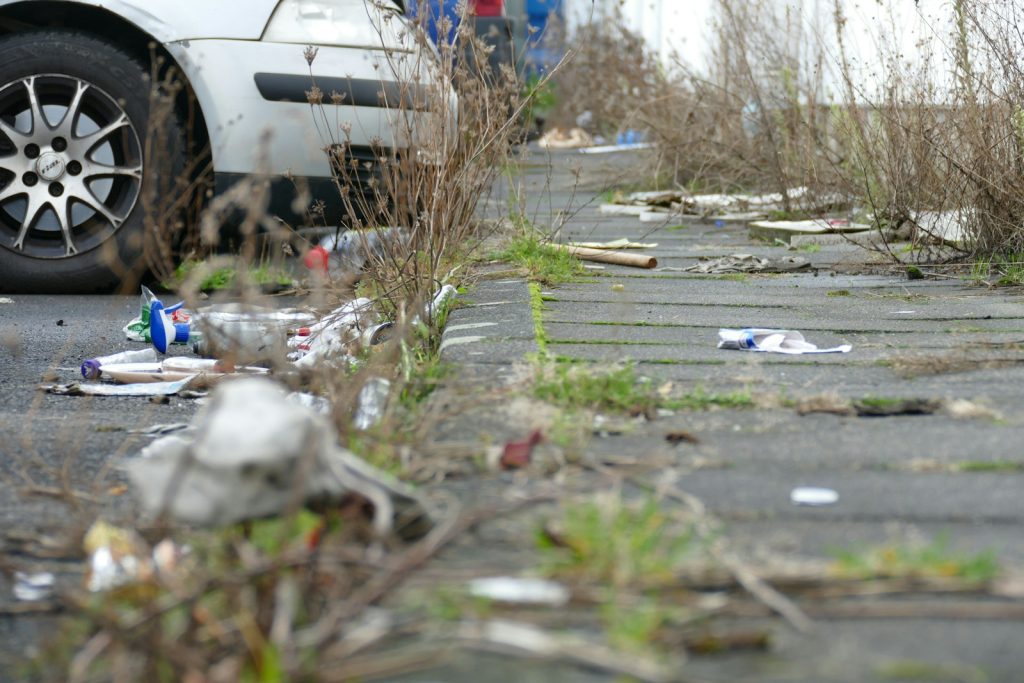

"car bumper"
[167,39,441,179]
[213,142,392,228]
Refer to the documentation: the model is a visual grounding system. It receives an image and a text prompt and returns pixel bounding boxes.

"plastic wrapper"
[353,378,391,430]
[81,348,159,380]
[13,572,55,602]
[718,328,851,355]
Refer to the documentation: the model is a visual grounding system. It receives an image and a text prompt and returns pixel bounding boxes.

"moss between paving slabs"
[538,494,706,654]
[533,361,753,414]
[529,282,550,353]
[831,535,998,583]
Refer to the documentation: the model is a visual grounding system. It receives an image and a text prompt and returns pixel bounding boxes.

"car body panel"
[168,38,435,177]
[0,0,280,41]
[0,0,447,251]
[0,0,440,180]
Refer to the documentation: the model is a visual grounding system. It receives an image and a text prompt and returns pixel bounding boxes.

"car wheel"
[0,31,185,293]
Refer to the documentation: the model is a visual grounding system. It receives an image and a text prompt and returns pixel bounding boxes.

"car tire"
[0,31,186,293]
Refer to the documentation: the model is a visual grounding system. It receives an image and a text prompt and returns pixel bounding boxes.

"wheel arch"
[0,1,213,174]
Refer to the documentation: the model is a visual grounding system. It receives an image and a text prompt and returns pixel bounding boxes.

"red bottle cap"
[304,245,330,272]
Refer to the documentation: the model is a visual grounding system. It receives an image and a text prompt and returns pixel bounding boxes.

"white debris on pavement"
[718,329,852,355]
[600,186,853,225]
[790,487,839,506]
[13,572,55,602]
[686,254,810,274]
[749,218,871,235]
[42,376,200,397]
[289,297,375,369]
[286,391,333,415]
[353,378,391,430]
[909,208,972,246]
[127,378,433,538]
[469,577,571,606]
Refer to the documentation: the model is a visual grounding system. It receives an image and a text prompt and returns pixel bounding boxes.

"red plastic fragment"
[500,430,542,469]
[304,245,330,272]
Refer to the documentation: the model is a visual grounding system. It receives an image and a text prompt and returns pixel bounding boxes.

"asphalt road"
[426,150,1024,682]
[0,294,201,676]
[5,150,1024,680]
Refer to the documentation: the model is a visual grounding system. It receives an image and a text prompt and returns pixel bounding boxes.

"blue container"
[523,0,563,76]
[405,0,462,48]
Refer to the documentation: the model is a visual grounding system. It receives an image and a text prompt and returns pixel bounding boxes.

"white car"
[0,0,438,292]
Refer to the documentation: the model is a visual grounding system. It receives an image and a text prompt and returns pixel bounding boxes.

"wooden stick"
[553,244,658,269]
[727,599,1024,621]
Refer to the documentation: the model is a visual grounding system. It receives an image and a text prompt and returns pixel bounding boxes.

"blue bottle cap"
[81,359,102,380]
[151,301,190,354]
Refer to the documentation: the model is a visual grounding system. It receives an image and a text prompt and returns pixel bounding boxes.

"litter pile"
[538,127,594,150]
[33,380,435,600]
[26,233,454,606]
[129,378,433,536]
[600,187,857,227]
[42,282,455,399]
[683,254,810,274]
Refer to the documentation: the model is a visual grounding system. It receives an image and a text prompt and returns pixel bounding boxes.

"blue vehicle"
[522,0,563,77]
[405,0,515,82]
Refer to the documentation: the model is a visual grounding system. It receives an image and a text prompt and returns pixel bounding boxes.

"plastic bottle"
[81,348,160,380]
[152,300,315,362]
[150,300,199,353]
[353,378,391,430]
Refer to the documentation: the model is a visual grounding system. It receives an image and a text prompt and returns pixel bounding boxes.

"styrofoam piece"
[640,211,680,223]
[599,204,652,216]
[469,577,570,606]
[749,218,871,234]
[578,142,655,154]
[791,487,839,506]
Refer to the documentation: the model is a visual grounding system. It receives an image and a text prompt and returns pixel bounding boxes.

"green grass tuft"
[534,363,658,414]
[662,386,754,411]
[529,282,550,353]
[166,259,294,292]
[496,233,585,285]
[831,534,998,582]
[538,495,698,588]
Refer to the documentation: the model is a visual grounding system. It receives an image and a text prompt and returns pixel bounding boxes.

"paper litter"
[569,239,658,250]
[718,329,851,355]
[791,487,839,506]
[686,254,809,274]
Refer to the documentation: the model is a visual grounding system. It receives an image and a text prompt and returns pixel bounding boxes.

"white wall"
[565,0,958,101]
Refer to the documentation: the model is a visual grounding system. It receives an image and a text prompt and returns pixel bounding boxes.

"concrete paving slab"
[429,151,1024,683]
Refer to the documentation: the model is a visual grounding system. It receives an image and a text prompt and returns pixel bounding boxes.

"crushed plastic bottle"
[307,228,409,282]
[81,348,159,380]
[151,300,315,362]
[13,571,55,602]
[353,378,391,430]
[124,286,191,343]
[289,298,376,367]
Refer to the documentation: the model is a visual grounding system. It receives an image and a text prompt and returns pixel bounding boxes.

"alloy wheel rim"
[0,74,143,259]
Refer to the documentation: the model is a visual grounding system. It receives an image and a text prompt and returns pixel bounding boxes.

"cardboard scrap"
[569,239,658,250]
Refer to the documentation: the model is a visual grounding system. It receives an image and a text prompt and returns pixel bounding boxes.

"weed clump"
[539,495,699,588]
[533,363,659,415]
[831,535,999,582]
[497,231,585,285]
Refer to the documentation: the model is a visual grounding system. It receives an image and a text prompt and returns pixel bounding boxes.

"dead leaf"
[665,430,700,445]
[796,394,854,416]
